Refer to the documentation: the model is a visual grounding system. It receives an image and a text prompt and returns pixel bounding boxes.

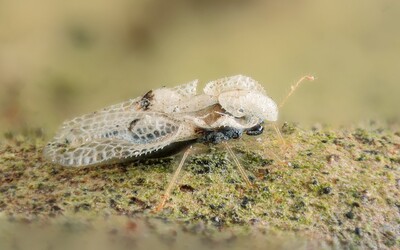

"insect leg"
[154,146,192,212]
[224,142,252,188]
[273,123,286,147]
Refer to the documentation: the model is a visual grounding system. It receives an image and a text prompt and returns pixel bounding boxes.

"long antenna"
[279,75,315,109]
[274,75,315,148]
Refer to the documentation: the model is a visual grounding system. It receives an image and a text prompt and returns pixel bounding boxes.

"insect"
[43,74,314,210]
[43,75,279,167]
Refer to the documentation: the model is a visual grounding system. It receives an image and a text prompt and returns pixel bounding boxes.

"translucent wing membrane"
[44,111,185,167]
[204,75,266,96]
[170,79,198,97]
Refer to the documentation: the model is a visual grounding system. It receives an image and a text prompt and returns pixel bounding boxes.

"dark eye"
[246,124,264,136]
[141,99,150,107]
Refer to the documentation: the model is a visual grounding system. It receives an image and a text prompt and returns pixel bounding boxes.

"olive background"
[1,0,399,133]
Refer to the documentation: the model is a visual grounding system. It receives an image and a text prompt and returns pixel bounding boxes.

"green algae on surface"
[0,122,399,249]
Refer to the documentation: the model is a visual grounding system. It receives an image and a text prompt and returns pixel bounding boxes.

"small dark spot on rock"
[360,190,371,203]
[188,157,217,174]
[135,178,146,185]
[262,186,270,192]
[355,227,362,236]
[210,216,225,227]
[257,168,270,179]
[356,154,366,161]
[261,159,274,167]
[180,184,195,192]
[210,203,225,211]
[327,154,340,164]
[290,200,306,213]
[50,168,59,175]
[322,187,332,194]
[249,218,261,225]
[128,197,146,208]
[74,203,91,212]
[109,199,117,209]
[364,150,379,155]
[274,210,284,218]
[384,165,394,170]
[47,198,57,204]
[345,211,355,219]
[180,206,189,215]
[109,228,118,235]
[248,175,255,182]
[51,205,62,211]
[288,162,301,169]
[241,196,253,209]
[193,213,207,220]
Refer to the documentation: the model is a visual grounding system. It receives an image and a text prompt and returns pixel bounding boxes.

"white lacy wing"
[44,109,190,167]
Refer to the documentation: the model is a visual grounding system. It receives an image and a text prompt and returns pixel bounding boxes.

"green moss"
[0,122,399,249]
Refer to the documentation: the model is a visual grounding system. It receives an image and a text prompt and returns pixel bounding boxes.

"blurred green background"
[1,0,399,134]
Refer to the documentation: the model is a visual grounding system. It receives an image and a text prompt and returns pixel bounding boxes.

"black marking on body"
[128,119,141,131]
[142,139,197,159]
[199,127,244,144]
[138,90,154,110]
[245,124,264,136]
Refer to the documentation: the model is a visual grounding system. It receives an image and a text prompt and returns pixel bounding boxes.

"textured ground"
[0,122,399,249]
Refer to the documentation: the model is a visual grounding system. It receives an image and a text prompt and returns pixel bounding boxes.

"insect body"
[43,75,278,167]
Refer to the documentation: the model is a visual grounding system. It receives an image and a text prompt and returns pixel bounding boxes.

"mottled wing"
[146,79,199,113]
[43,108,186,167]
[203,75,266,96]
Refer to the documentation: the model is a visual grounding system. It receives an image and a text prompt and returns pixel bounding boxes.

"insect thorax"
[198,127,243,144]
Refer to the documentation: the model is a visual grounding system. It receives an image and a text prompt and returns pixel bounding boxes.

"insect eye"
[139,99,150,109]
[246,124,264,136]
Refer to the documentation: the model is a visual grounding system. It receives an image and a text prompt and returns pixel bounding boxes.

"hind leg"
[154,146,192,212]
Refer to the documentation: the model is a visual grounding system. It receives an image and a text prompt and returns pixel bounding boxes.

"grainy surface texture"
[0,122,399,249]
